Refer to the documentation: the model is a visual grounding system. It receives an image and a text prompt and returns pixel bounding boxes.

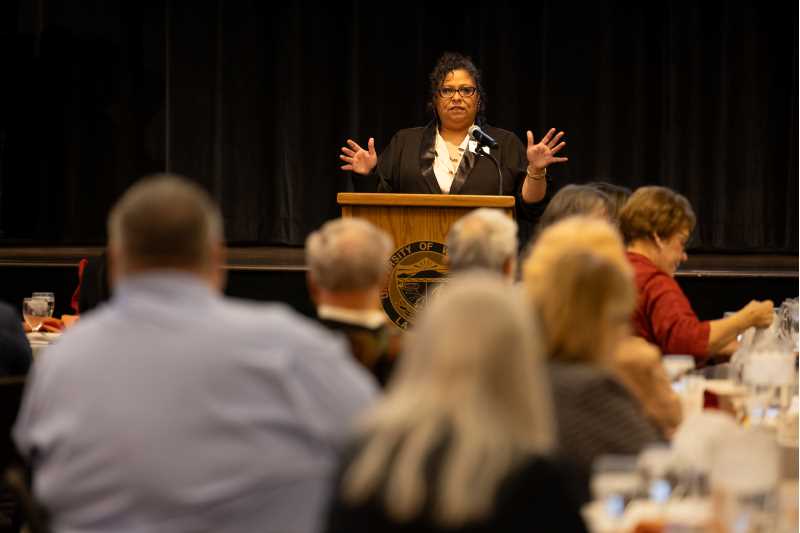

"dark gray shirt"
[548,360,663,503]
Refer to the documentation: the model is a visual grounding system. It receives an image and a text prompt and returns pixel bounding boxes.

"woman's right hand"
[741,299,775,329]
[340,138,377,175]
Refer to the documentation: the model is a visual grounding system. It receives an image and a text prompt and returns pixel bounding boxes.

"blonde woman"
[325,273,587,533]
[523,217,666,502]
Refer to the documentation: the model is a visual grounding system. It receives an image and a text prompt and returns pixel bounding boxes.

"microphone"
[467,125,503,195]
[468,125,499,149]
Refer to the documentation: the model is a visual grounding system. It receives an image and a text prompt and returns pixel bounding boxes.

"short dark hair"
[586,181,632,223]
[537,185,611,234]
[428,52,486,124]
[108,174,223,271]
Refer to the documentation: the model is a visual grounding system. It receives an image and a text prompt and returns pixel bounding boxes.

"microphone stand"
[474,143,504,196]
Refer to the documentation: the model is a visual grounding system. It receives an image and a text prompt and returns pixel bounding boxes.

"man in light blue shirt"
[14,175,377,533]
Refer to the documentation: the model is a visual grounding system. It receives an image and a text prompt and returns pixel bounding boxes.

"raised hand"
[526,128,568,171]
[340,138,378,176]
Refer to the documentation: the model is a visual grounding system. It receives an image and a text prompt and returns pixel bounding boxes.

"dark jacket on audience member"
[77,252,111,314]
[325,441,588,533]
[548,360,663,504]
[0,302,33,376]
[0,301,31,532]
[318,318,400,387]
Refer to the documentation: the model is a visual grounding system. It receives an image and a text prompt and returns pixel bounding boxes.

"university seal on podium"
[381,240,448,329]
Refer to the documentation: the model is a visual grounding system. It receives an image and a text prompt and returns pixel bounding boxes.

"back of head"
[534,251,635,363]
[305,218,393,291]
[586,181,632,223]
[523,216,634,363]
[619,186,696,244]
[524,216,631,303]
[391,272,551,423]
[343,272,554,526]
[446,208,517,275]
[536,184,611,236]
[107,174,223,275]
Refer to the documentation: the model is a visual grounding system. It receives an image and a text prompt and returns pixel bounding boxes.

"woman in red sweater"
[619,186,774,360]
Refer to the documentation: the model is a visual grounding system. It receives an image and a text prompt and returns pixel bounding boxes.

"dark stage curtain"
[1,0,796,252]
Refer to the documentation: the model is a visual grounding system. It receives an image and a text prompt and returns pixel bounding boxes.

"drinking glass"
[32,292,55,317]
[682,373,707,417]
[23,297,49,333]
[638,445,673,504]
[743,352,795,427]
[711,429,779,532]
[591,455,641,522]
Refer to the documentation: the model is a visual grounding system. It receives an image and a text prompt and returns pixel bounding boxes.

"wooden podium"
[337,193,514,328]
[337,193,514,250]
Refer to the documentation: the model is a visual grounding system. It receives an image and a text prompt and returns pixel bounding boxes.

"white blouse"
[433,128,489,193]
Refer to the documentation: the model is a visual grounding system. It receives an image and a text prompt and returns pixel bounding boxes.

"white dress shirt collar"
[317,305,387,329]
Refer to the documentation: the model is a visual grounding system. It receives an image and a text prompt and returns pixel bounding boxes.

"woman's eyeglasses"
[438,86,477,98]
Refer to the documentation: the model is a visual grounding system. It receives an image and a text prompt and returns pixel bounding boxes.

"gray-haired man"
[446,208,518,279]
[306,217,399,386]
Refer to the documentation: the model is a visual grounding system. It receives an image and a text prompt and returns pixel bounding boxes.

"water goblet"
[32,292,55,317]
[23,297,50,333]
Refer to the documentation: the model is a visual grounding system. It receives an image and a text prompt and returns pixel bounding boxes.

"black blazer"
[352,121,550,223]
[325,447,588,533]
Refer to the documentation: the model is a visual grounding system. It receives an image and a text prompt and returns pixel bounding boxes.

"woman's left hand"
[526,128,568,171]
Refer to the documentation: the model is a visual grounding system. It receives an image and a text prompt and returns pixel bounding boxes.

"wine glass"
[23,297,50,333]
[32,292,55,318]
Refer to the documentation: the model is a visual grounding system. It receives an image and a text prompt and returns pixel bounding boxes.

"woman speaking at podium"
[340,52,568,217]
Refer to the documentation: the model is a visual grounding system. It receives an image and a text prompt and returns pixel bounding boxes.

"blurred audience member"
[446,208,518,279]
[0,302,32,376]
[325,273,587,533]
[75,251,110,315]
[0,302,31,532]
[620,186,773,360]
[526,216,681,436]
[14,175,376,533]
[534,184,611,239]
[586,181,631,223]
[306,218,399,386]
[523,217,666,503]
[611,336,682,438]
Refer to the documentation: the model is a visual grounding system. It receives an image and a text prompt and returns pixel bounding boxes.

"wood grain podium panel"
[337,193,514,209]
[337,193,514,248]
[337,193,513,328]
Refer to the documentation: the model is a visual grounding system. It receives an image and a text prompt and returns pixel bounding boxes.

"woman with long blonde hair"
[324,272,586,533]
[522,216,665,503]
